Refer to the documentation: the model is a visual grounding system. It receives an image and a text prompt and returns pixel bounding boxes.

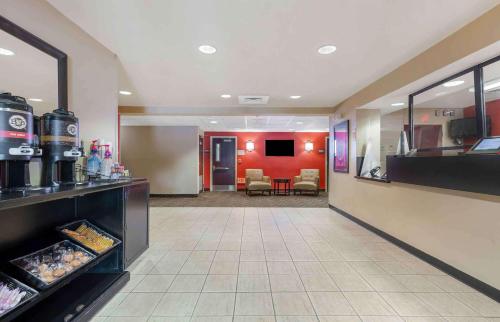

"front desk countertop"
[387,154,500,196]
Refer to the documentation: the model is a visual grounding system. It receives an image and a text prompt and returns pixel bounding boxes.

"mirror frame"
[0,14,68,110]
[407,54,500,150]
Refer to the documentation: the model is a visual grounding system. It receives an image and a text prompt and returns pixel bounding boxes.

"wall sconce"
[246,140,255,152]
[305,141,314,152]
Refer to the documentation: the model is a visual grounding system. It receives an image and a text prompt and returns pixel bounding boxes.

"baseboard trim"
[150,194,198,198]
[329,204,500,303]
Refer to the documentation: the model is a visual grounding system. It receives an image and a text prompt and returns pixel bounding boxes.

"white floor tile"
[193,292,235,316]
[273,292,316,315]
[307,292,355,316]
[235,292,275,315]
[152,293,199,316]
[95,207,495,322]
[203,275,237,292]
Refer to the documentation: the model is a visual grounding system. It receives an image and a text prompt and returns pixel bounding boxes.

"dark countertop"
[0,178,148,210]
[386,154,500,196]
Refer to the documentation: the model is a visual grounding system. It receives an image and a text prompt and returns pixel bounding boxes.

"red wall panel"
[203,132,329,190]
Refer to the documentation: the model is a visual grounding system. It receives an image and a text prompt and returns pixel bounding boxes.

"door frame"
[210,136,238,192]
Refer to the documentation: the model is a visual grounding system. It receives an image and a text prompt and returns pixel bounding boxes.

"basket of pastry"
[10,240,96,289]
[0,272,38,318]
[57,220,121,255]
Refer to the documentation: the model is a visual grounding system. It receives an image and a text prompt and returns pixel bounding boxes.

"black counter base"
[13,272,129,322]
[0,179,149,321]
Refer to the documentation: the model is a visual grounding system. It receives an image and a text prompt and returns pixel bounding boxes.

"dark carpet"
[150,191,328,208]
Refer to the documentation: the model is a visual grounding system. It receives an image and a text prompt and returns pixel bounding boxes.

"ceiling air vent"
[238,95,269,105]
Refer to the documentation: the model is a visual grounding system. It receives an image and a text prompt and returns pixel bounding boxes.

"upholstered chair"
[293,169,320,195]
[245,169,272,195]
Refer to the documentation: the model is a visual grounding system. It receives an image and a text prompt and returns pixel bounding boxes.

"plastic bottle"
[100,145,113,179]
[86,140,101,177]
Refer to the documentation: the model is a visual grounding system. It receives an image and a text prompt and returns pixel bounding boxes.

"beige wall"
[329,6,500,289]
[121,126,199,194]
[329,105,500,290]
[1,0,119,151]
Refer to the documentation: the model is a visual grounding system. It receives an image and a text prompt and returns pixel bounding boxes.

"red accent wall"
[203,132,328,190]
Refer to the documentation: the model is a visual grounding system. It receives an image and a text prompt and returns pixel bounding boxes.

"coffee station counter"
[0,178,147,210]
[0,178,149,321]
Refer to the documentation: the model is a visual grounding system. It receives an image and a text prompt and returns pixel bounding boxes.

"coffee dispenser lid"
[0,92,33,113]
[43,107,77,121]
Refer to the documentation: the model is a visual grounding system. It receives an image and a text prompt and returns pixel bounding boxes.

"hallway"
[93,207,500,321]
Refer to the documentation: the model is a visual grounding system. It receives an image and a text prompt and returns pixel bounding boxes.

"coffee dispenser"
[41,108,81,186]
[0,92,35,192]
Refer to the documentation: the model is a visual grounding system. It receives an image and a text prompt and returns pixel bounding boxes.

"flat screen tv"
[265,140,294,156]
[449,116,491,138]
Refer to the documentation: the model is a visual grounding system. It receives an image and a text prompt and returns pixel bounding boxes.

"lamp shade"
[246,140,255,152]
[305,141,314,152]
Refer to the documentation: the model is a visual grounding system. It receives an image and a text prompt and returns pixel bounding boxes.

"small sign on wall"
[237,149,246,156]
[237,177,246,184]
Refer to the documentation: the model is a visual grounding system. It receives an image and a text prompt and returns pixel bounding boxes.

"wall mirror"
[0,15,67,115]
[0,29,57,115]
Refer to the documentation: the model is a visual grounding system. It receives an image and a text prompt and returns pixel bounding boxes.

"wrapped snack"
[0,283,27,315]
[11,241,96,287]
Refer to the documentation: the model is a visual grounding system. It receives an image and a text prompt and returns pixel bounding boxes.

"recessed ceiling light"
[119,90,132,95]
[296,121,304,125]
[443,80,464,87]
[221,94,231,98]
[0,48,14,56]
[289,128,295,131]
[485,80,500,91]
[290,95,301,99]
[391,102,405,107]
[318,45,337,55]
[28,98,43,102]
[198,45,216,54]
[209,120,218,124]
[435,92,447,96]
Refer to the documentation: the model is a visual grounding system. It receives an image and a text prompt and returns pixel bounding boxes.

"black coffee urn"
[0,93,35,191]
[41,108,81,186]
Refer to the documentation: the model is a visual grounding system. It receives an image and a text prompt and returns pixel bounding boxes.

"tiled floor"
[92,207,500,322]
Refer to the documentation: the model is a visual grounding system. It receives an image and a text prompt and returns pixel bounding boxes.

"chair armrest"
[262,176,270,183]
[293,176,301,183]
[245,177,251,187]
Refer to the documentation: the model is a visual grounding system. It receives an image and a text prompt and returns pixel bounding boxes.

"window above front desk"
[355,54,500,181]
[408,55,500,155]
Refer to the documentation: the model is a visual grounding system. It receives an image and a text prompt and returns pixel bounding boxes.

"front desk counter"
[387,154,500,196]
[0,179,149,322]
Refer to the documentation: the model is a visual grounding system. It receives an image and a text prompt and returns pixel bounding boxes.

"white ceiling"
[361,41,500,114]
[121,115,329,132]
[0,29,57,115]
[48,0,499,111]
